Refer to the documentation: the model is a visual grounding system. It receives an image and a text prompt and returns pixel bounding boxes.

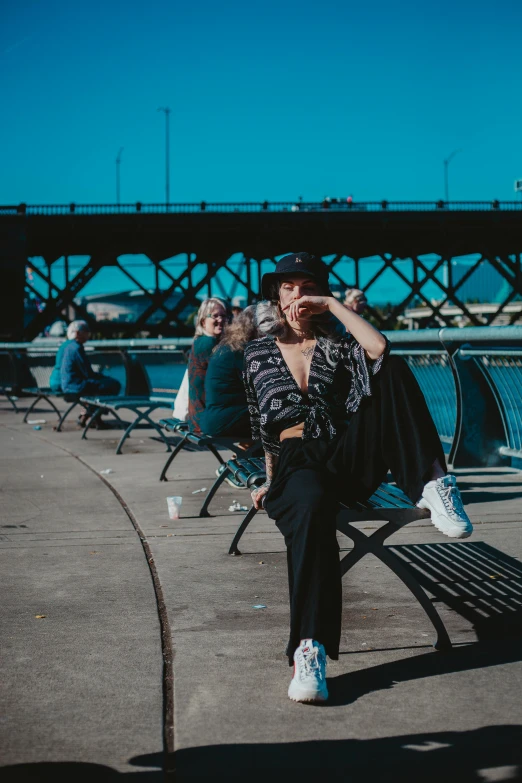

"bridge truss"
[22,250,522,338]
[1,202,521,339]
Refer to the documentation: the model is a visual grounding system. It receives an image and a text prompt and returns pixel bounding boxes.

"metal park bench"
[17,348,128,432]
[0,350,23,412]
[5,349,82,430]
[80,396,175,454]
[158,418,256,482]
[23,389,83,431]
[159,418,228,480]
[80,348,185,454]
[199,456,452,652]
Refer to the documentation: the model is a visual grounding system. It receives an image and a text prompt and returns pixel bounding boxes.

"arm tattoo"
[265,451,279,483]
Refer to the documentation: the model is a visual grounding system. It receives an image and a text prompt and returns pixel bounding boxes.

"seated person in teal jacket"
[49,338,72,392]
[49,320,84,392]
[199,305,257,437]
[60,320,121,398]
[187,298,228,432]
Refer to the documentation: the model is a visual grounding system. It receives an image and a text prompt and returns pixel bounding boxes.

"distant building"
[400,301,522,329]
[75,289,187,324]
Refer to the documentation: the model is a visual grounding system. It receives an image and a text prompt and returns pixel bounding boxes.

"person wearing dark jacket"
[186,298,228,432]
[49,338,72,392]
[199,305,256,437]
[60,321,121,425]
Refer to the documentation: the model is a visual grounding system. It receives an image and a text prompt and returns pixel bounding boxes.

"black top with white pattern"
[242,334,389,456]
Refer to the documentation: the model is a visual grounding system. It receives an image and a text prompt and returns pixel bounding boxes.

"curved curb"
[77,457,175,769]
[23,430,175,779]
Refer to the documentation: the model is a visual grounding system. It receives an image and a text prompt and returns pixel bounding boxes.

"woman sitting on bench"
[243,252,472,705]
[199,305,257,438]
[187,298,228,432]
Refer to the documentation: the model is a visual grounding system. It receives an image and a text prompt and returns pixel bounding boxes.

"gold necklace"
[292,326,314,339]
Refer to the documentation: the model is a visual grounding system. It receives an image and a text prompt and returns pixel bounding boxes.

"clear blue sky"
[2,0,522,205]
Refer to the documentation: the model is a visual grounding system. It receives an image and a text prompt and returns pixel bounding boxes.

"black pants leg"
[82,377,121,397]
[267,468,342,665]
[265,355,446,664]
[327,354,447,506]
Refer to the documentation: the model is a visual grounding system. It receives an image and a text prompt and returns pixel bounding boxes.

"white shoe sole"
[417,499,473,539]
[288,681,328,703]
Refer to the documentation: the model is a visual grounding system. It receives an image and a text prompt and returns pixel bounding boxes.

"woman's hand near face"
[285,296,333,321]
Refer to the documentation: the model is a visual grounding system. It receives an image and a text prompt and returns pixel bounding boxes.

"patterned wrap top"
[243,333,389,456]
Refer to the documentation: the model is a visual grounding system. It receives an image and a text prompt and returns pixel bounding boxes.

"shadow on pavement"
[329,638,522,706]
[3,726,521,782]
[459,490,522,504]
[389,541,522,641]
[172,725,522,781]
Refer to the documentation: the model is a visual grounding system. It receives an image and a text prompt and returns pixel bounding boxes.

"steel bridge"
[1,201,521,339]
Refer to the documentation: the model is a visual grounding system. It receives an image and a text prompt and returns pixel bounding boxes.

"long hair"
[254,281,340,341]
[194,297,228,338]
[214,305,257,353]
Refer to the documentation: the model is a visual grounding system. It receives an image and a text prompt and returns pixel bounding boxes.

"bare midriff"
[280,422,305,441]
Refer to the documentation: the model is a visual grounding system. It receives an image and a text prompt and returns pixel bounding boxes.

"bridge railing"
[1,328,521,467]
[0,340,188,403]
[388,330,457,450]
[2,201,522,215]
[389,326,522,468]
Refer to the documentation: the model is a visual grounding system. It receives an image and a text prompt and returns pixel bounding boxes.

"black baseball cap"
[261,252,333,300]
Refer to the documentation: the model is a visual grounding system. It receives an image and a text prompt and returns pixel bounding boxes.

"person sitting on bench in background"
[344,287,368,315]
[49,323,76,393]
[60,320,121,427]
[243,252,472,705]
[187,298,228,432]
[199,305,257,439]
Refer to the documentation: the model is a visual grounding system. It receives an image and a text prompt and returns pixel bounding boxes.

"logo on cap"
[294,257,302,263]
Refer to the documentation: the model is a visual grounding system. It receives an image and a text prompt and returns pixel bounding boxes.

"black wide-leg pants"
[264,355,446,664]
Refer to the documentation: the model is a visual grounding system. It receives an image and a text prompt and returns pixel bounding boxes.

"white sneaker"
[288,639,328,703]
[417,474,473,539]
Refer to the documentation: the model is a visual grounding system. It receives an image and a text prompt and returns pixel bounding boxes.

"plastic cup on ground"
[167,496,183,520]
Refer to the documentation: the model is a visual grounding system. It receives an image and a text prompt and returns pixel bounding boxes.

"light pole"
[158,106,171,207]
[443,148,462,203]
[115,147,124,206]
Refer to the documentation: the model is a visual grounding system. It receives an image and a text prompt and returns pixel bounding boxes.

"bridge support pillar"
[0,221,26,340]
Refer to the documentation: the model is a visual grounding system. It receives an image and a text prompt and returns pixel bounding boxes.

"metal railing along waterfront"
[2,201,522,215]
[441,328,522,465]
[0,338,189,405]
[389,326,522,467]
[1,328,521,467]
[389,333,457,449]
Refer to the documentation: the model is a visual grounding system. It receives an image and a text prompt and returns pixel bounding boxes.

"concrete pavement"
[1,399,521,781]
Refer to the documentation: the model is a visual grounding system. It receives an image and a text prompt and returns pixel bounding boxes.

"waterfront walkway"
[1,402,522,781]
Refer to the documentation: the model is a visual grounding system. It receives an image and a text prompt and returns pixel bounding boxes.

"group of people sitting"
[47,257,473,707]
[174,285,369,442]
[47,285,367,438]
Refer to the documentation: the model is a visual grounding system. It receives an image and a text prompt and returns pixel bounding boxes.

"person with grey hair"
[344,287,368,315]
[243,252,472,704]
[60,320,121,425]
[49,320,95,393]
